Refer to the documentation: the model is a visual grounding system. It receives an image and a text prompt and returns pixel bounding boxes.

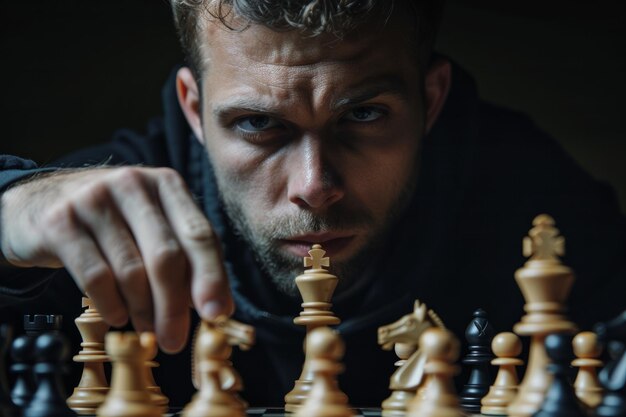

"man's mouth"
[279,233,355,259]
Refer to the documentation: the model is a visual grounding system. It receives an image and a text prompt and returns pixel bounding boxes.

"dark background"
[1,0,625,211]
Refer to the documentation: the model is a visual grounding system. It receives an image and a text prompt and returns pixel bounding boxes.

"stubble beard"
[215,177,418,298]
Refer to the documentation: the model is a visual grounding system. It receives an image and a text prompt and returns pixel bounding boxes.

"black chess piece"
[10,333,36,407]
[10,314,63,408]
[23,315,63,337]
[1,324,19,417]
[594,311,626,417]
[23,331,77,417]
[532,333,589,417]
[459,308,496,414]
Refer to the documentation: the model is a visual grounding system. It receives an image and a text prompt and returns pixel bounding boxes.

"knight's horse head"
[191,317,256,389]
[213,316,256,351]
[378,300,444,350]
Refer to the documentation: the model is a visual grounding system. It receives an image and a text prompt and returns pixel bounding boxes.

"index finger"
[155,170,235,319]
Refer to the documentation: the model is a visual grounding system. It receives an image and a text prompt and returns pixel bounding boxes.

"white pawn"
[481,332,524,415]
[96,332,160,417]
[140,333,169,412]
[406,327,466,417]
[572,331,603,409]
[296,327,353,417]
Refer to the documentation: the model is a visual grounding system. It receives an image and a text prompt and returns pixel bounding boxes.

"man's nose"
[287,137,344,210]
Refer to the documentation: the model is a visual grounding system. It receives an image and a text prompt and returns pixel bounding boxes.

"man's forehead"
[198,12,415,68]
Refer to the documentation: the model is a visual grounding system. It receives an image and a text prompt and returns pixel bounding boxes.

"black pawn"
[23,332,77,417]
[532,333,589,417]
[459,308,496,413]
[594,311,626,417]
[1,325,19,417]
[10,333,36,407]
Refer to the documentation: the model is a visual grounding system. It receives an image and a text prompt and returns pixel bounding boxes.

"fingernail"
[201,300,224,319]
[160,333,184,354]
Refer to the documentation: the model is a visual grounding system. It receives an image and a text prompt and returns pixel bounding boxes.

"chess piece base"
[67,386,109,415]
[285,379,312,412]
[182,392,244,417]
[382,390,414,416]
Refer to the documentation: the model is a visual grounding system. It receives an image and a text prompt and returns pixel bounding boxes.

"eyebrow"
[331,75,411,110]
[213,98,286,123]
[212,74,411,121]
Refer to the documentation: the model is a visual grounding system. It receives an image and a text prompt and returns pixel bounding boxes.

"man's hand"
[0,166,234,352]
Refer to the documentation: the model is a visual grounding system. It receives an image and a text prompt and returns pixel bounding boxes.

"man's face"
[196,20,425,295]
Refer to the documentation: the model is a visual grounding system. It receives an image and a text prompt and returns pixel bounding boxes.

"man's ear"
[423,57,452,134]
[176,67,205,144]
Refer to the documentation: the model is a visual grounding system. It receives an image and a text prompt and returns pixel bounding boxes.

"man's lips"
[279,233,355,258]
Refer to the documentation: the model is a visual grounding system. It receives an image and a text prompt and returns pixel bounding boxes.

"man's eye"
[343,107,385,122]
[235,115,281,132]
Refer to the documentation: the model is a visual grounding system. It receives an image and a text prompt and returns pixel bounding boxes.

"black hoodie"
[1,63,625,407]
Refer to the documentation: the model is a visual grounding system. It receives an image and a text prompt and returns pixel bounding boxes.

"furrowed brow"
[332,76,411,110]
[212,98,285,123]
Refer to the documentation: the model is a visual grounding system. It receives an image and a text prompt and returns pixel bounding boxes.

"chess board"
[245,409,381,416]
[242,409,483,416]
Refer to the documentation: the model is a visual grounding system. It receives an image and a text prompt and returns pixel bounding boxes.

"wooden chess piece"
[140,333,169,412]
[285,244,341,413]
[406,327,466,417]
[182,321,244,417]
[481,332,524,415]
[295,327,353,417]
[460,308,496,414]
[507,215,578,417]
[381,343,417,416]
[96,332,160,417]
[378,300,446,416]
[572,331,603,409]
[215,318,254,412]
[24,331,77,417]
[190,317,254,410]
[593,310,626,417]
[532,333,588,417]
[67,298,110,414]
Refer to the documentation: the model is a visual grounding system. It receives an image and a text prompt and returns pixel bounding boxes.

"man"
[1,0,624,407]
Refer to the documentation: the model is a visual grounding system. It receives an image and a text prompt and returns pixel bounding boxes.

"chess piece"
[295,327,353,417]
[216,318,254,411]
[191,316,255,410]
[382,343,417,416]
[10,333,36,407]
[481,332,524,415]
[532,333,588,417]
[140,332,169,411]
[377,300,446,416]
[285,244,341,413]
[460,308,496,414]
[0,324,19,417]
[11,314,62,407]
[572,331,603,409]
[593,310,626,417]
[406,327,466,417]
[96,332,160,417]
[182,321,245,417]
[24,331,77,417]
[508,215,578,417]
[67,298,110,414]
